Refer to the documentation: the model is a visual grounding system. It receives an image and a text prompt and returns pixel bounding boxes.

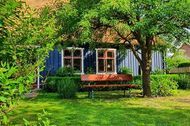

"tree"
[57,0,190,97]
[0,1,59,124]
[0,1,59,76]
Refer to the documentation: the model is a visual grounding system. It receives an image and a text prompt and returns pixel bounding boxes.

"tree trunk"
[142,67,151,97]
[126,32,153,97]
[141,44,152,97]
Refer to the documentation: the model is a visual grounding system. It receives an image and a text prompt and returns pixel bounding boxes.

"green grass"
[9,90,190,126]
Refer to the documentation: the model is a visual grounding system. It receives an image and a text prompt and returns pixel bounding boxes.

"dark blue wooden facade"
[42,48,164,77]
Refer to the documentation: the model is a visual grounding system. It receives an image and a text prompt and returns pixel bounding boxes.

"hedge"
[133,74,179,96]
[178,62,190,68]
[130,74,190,90]
[44,76,81,92]
[133,74,180,84]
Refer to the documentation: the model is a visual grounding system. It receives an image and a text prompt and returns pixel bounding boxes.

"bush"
[44,77,59,92]
[57,77,78,98]
[151,75,178,96]
[119,67,132,74]
[176,74,190,89]
[151,69,165,75]
[56,67,75,77]
[133,74,179,96]
[44,76,81,93]
[86,67,95,74]
[178,62,190,68]
[133,76,142,85]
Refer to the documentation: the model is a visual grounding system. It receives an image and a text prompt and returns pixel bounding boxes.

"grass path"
[10,90,190,126]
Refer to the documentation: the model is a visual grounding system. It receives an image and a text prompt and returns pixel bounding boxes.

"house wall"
[41,48,164,76]
[41,49,62,76]
[117,50,163,76]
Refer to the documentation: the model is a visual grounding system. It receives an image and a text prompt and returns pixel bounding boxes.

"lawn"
[9,90,190,126]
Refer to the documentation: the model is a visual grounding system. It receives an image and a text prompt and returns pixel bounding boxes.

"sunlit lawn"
[10,90,190,126]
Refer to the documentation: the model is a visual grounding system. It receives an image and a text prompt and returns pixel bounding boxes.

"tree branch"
[113,27,143,66]
[127,40,143,67]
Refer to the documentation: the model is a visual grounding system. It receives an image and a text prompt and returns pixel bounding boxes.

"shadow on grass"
[10,91,190,126]
[24,90,142,102]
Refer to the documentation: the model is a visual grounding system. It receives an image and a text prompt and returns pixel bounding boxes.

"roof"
[25,0,54,8]
[24,0,165,46]
[25,0,68,9]
[180,43,190,58]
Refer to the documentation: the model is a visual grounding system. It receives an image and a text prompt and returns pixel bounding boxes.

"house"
[25,0,164,87]
[41,28,164,77]
[41,45,164,77]
[179,43,190,58]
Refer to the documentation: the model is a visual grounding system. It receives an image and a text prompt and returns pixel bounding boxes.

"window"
[96,48,116,74]
[62,48,84,74]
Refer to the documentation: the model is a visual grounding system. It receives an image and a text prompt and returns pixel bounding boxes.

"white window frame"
[96,48,117,74]
[61,47,84,74]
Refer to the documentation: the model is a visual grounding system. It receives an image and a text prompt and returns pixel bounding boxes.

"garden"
[8,90,190,126]
[8,67,190,125]
[1,0,190,126]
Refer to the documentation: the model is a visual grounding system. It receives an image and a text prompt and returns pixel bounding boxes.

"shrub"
[151,76,178,96]
[119,67,132,74]
[178,62,190,68]
[151,69,165,75]
[0,63,35,125]
[177,74,190,89]
[57,77,78,98]
[133,76,142,85]
[86,67,95,74]
[44,76,81,93]
[133,74,179,96]
[44,77,59,92]
[56,67,75,77]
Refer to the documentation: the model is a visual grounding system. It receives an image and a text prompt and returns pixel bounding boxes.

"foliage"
[134,74,179,96]
[151,69,165,75]
[23,109,56,126]
[0,63,34,125]
[56,0,190,96]
[0,2,59,78]
[44,77,81,93]
[45,77,58,92]
[86,67,95,74]
[57,77,78,98]
[0,0,20,20]
[133,76,142,85]
[56,67,75,77]
[166,50,190,70]
[119,67,132,74]
[178,62,190,68]
[177,74,190,89]
[0,0,59,125]
[151,76,178,96]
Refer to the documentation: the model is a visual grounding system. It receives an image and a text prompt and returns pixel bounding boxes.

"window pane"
[98,59,105,72]
[64,50,72,57]
[73,49,81,57]
[73,59,81,72]
[98,50,104,57]
[64,59,72,67]
[107,59,114,72]
[107,51,114,58]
